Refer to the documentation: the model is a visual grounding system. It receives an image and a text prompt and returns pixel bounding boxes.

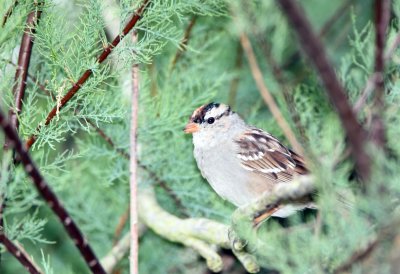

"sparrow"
[184,103,310,225]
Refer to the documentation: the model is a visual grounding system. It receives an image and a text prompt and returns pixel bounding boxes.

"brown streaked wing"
[235,127,307,183]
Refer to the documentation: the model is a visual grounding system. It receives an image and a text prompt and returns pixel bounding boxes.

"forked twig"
[25,0,151,149]
[0,109,106,274]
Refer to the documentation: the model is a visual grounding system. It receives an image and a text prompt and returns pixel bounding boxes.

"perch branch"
[130,31,139,274]
[138,187,260,273]
[277,0,371,181]
[370,0,390,147]
[0,235,43,274]
[0,109,106,274]
[25,0,151,149]
[240,32,304,156]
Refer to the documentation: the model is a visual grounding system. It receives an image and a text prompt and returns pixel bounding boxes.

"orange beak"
[183,122,199,134]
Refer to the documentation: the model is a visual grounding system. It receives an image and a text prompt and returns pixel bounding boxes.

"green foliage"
[1,0,400,273]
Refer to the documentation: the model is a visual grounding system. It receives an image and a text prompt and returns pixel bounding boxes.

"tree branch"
[370,0,390,148]
[0,109,106,274]
[129,31,139,274]
[277,0,371,181]
[138,187,260,273]
[25,0,151,149]
[0,235,43,274]
[239,32,305,156]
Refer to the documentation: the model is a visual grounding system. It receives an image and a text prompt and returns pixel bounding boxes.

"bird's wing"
[234,127,307,183]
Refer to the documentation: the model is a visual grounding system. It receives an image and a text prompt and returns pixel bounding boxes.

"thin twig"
[86,120,189,217]
[1,0,19,27]
[0,235,43,274]
[25,0,151,149]
[239,32,305,156]
[130,31,139,274]
[277,0,371,181]
[353,30,400,113]
[370,0,390,148]
[170,16,198,72]
[113,207,129,245]
[0,109,107,274]
[228,42,243,108]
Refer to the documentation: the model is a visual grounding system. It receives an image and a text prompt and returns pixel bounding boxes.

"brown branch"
[281,0,354,70]
[0,109,106,274]
[333,238,379,273]
[25,0,151,149]
[130,31,140,274]
[370,0,390,148]
[0,235,42,274]
[239,32,305,156]
[1,0,19,27]
[277,0,371,181]
[5,3,43,149]
[170,16,198,72]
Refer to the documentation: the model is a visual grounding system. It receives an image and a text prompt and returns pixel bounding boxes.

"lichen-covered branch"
[138,187,260,273]
[231,175,315,241]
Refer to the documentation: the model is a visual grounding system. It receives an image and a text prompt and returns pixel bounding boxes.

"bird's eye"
[207,117,215,124]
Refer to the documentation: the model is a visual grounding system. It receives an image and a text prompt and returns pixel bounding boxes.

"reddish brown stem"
[0,109,106,274]
[0,235,42,274]
[6,5,42,149]
[25,0,151,149]
[370,0,390,148]
[277,0,371,181]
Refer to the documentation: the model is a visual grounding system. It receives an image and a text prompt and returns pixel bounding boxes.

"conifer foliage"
[1,0,400,273]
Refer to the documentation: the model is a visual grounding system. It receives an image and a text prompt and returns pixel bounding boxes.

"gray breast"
[194,139,270,207]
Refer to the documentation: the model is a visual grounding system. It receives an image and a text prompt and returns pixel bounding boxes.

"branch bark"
[25,0,151,149]
[0,109,106,274]
[277,0,371,181]
[129,31,139,274]
[370,0,390,148]
[0,235,43,274]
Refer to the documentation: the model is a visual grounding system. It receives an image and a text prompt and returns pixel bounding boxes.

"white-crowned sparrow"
[184,103,310,222]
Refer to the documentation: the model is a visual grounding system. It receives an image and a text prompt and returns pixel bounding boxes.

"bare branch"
[277,0,371,181]
[25,0,151,149]
[0,109,106,274]
[130,31,139,274]
[6,2,43,148]
[240,32,305,156]
[370,0,391,147]
[0,235,43,274]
